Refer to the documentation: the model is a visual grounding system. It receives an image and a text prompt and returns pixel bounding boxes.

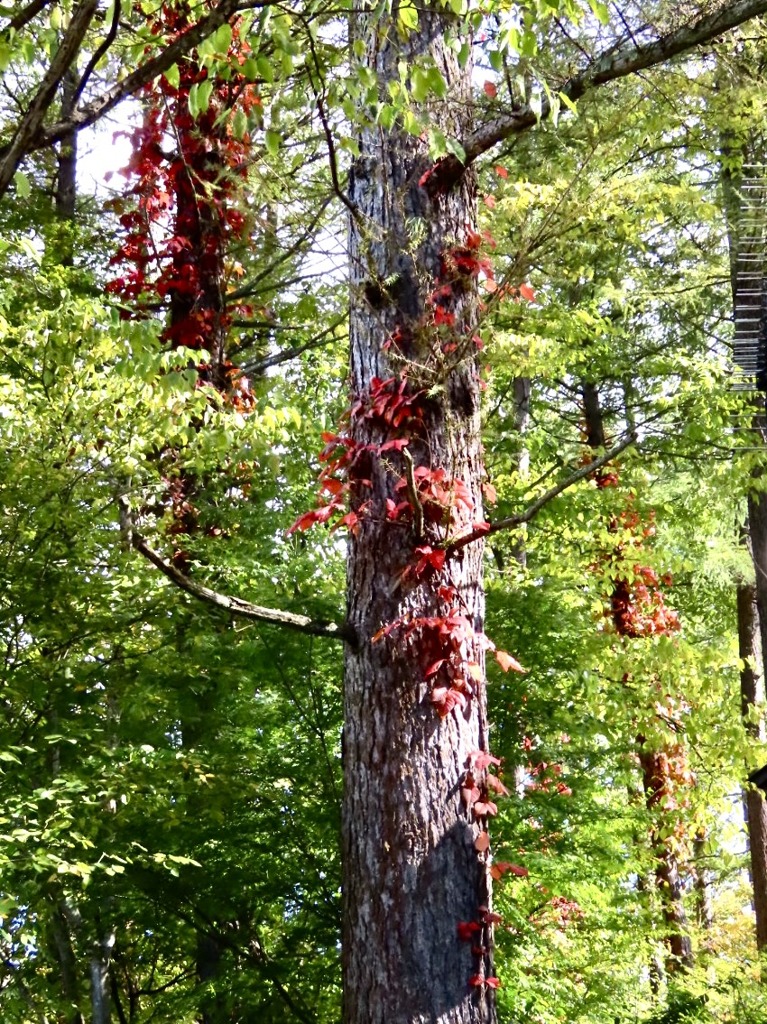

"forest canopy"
[3,2,767,1023]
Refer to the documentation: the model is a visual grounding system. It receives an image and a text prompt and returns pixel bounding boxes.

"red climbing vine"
[107,2,259,564]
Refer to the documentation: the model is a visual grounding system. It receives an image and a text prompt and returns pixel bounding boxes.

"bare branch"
[447,432,637,554]
[72,0,121,107]
[238,317,346,375]
[122,502,354,644]
[1,0,52,37]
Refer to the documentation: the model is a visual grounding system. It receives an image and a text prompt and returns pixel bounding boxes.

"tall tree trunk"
[55,67,78,228]
[720,114,767,955]
[739,565,767,953]
[343,9,495,1024]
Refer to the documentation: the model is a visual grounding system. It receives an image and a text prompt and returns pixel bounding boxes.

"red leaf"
[457,920,482,942]
[418,167,434,188]
[473,800,498,817]
[379,438,410,453]
[495,165,508,179]
[486,773,510,796]
[468,974,484,987]
[462,784,481,807]
[424,658,447,678]
[518,282,535,302]
[491,861,527,880]
[483,194,496,209]
[287,509,321,534]
[465,229,483,250]
[468,750,501,771]
[321,477,344,495]
[486,977,502,989]
[483,81,497,99]
[474,831,490,852]
[495,650,526,673]
[432,686,466,717]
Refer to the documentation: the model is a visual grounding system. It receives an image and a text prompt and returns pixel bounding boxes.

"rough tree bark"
[343,8,495,1024]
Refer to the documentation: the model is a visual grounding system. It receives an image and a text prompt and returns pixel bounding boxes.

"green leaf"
[163,63,180,90]
[232,109,248,140]
[411,67,429,103]
[265,129,281,156]
[257,55,275,83]
[426,67,447,100]
[558,90,578,115]
[188,82,200,118]
[13,171,30,199]
[445,137,466,163]
[211,23,233,54]
[197,80,214,114]
[588,0,610,24]
[397,0,419,33]
[378,104,397,130]
[242,57,259,81]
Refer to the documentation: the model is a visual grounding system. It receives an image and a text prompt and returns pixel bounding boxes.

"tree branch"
[238,317,345,375]
[1,0,52,37]
[0,0,266,170]
[430,0,767,191]
[0,0,99,198]
[448,431,637,554]
[71,0,121,107]
[122,503,355,644]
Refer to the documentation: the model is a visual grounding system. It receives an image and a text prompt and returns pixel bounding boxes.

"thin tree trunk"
[738,571,767,953]
[637,748,693,972]
[343,7,495,1023]
[56,67,78,227]
[581,380,692,973]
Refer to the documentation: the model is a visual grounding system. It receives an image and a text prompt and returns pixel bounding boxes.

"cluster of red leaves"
[595,458,693,841]
[610,571,680,638]
[462,749,510,821]
[372,601,524,720]
[288,376,427,536]
[106,6,255,389]
[641,739,695,813]
[541,895,585,930]
[597,478,680,639]
[525,759,572,798]
[107,7,260,562]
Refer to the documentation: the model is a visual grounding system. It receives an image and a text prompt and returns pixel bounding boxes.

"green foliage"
[2,1,767,1021]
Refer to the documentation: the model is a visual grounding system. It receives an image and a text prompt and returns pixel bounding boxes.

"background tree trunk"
[738,571,767,953]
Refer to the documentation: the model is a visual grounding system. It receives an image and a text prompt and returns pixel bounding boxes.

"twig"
[403,446,424,540]
[448,432,638,554]
[119,498,355,644]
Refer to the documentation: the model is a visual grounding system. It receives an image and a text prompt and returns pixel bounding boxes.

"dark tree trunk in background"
[342,8,495,1024]
[738,561,767,954]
